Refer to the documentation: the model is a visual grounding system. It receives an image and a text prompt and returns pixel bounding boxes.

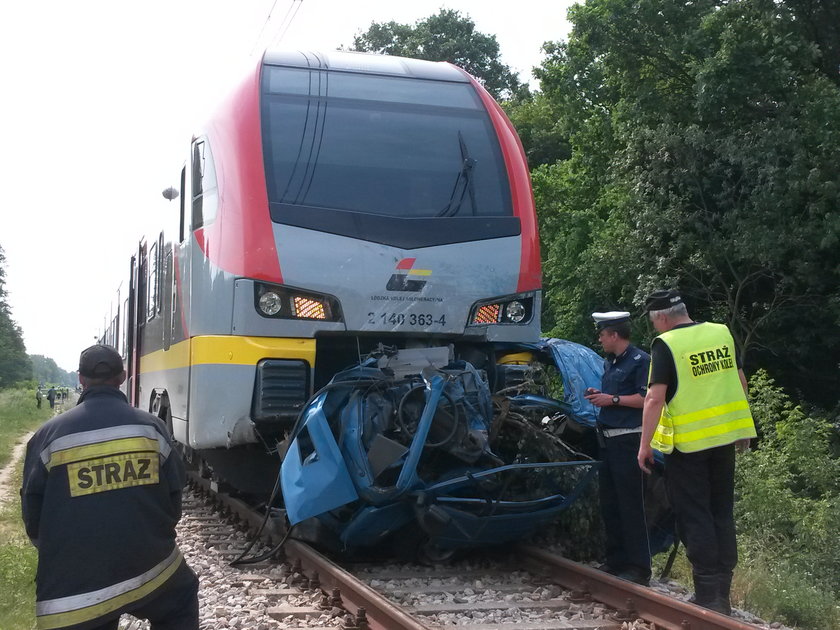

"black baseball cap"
[79,344,124,378]
[644,289,684,313]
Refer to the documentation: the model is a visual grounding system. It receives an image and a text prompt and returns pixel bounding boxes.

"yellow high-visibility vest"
[650,322,756,454]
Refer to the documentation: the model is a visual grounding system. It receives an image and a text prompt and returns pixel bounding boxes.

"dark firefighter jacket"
[20,385,186,630]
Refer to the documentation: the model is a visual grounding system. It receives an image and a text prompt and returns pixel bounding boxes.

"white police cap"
[592,311,631,330]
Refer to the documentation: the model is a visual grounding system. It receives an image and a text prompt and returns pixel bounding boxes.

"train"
[99,50,606,558]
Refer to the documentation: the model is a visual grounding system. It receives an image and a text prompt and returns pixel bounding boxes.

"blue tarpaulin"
[534,338,604,426]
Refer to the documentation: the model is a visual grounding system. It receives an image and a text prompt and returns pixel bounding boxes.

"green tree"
[533,0,840,405]
[30,355,77,387]
[351,9,527,100]
[502,93,570,168]
[0,245,32,388]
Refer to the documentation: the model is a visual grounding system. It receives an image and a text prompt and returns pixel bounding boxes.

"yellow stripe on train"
[139,336,316,373]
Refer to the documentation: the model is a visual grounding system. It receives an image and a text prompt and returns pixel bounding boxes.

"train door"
[126,253,140,406]
[173,163,192,445]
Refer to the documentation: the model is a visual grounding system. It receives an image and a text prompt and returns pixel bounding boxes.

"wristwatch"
[611,395,620,405]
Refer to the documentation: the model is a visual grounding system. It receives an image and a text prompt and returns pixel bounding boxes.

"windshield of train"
[261,66,512,220]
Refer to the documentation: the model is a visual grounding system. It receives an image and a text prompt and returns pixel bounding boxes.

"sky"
[0,0,575,373]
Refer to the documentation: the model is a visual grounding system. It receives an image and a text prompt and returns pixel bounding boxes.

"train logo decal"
[386,258,432,292]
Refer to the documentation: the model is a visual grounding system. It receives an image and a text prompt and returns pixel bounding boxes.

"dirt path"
[0,394,76,506]
[0,431,33,505]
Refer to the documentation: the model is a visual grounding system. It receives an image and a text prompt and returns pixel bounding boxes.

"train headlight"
[258,291,283,316]
[254,283,343,322]
[468,294,534,326]
[505,301,526,323]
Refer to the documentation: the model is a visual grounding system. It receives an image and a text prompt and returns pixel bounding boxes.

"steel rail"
[187,472,763,630]
[519,545,761,630]
[284,539,432,630]
[187,472,431,630]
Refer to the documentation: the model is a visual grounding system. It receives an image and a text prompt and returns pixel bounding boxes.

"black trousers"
[598,431,651,573]
[665,444,738,577]
[59,563,199,630]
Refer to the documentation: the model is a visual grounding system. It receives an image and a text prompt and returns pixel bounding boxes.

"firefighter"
[586,311,651,586]
[637,290,756,615]
[20,344,198,630]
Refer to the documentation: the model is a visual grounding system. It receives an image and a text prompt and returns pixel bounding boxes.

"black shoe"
[691,573,730,615]
[690,596,731,615]
[597,563,621,575]
[616,568,650,586]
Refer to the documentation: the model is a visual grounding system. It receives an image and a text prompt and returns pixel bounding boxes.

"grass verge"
[0,461,37,630]
[738,553,840,629]
[0,388,52,630]
[0,389,53,469]
[652,545,840,629]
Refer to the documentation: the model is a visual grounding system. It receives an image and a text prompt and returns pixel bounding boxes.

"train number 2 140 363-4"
[368,312,446,327]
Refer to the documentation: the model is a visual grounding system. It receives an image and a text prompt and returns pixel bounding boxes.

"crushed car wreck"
[280,339,606,560]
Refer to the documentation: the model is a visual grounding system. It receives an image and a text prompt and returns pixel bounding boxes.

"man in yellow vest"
[637,290,756,616]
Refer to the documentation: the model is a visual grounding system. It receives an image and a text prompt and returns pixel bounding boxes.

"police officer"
[586,311,652,585]
[20,344,199,630]
[638,290,756,615]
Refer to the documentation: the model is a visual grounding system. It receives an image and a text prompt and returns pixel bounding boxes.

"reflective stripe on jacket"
[35,549,183,629]
[651,322,756,454]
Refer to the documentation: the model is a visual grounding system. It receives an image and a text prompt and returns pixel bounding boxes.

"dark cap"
[79,344,124,379]
[592,311,631,331]
[644,289,684,313]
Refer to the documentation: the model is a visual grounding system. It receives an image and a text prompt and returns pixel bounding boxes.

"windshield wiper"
[437,131,477,218]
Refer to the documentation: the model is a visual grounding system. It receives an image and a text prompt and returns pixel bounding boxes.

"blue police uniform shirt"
[598,343,651,429]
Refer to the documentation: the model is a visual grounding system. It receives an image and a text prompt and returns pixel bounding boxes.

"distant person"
[46,386,56,409]
[36,388,43,409]
[638,290,756,615]
[20,344,199,630]
[586,311,652,586]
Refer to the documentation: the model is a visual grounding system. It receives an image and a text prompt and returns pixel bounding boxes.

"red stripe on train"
[464,74,542,293]
[194,58,283,284]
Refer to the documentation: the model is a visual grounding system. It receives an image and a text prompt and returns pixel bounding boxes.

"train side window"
[147,242,158,321]
[191,140,218,230]
[179,166,186,242]
[137,246,147,327]
[120,297,128,358]
[157,233,164,314]
[110,314,118,348]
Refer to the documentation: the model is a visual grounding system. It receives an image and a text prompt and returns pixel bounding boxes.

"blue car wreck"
[280,339,606,560]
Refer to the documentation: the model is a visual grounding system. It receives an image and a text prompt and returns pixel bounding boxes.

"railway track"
[183,472,764,630]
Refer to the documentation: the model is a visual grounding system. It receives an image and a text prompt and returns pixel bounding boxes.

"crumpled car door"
[281,396,359,524]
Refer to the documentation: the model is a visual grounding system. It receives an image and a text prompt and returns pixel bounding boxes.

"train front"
[255,50,542,377]
[187,51,597,556]
[193,49,541,444]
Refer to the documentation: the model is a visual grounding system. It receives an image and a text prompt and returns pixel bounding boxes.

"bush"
[738,554,840,629]
[735,370,840,628]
